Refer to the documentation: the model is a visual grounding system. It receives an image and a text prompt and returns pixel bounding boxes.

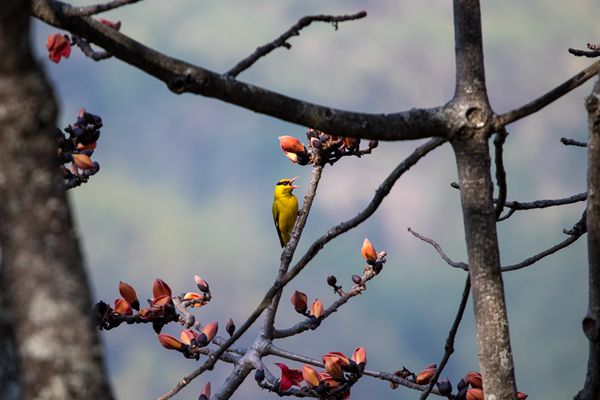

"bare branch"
[421,276,471,400]
[494,128,508,220]
[61,0,142,16]
[502,213,587,272]
[281,138,446,286]
[31,0,451,141]
[407,227,469,271]
[72,36,111,60]
[273,257,385,339]
[227,11,367,78]
[570,44,600,58]
[504,192,587,211]
[561,137,588,147]
[496,59,600,127]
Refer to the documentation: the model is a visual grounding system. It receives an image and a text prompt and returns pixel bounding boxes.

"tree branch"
[61,0,142,16]
[496,59,600,127]
[421,276,471,400]
[407,227,469,271]
[494,128,508,220]
[227,11,367,78]
[31,0,451,141]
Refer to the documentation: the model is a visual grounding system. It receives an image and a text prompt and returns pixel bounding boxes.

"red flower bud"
[351,347,367,365]
[309,299,324,318]
[279,135,306,153]
[464,371,482,389]
[324,357,344,379]
[47,33,71,63]
[194,275,210,293]
[290,290,308,314]
[415,364,437,385]
[276,363,303,392]
[158,334,183,351]
[200,382,211,399]
[180,329,198,345]
[517,392,528,399]
[202,321,218,342]
[466,388,484,400]
[361,238,377,264]
[183,292,204,307]
[153,278,172,298]
[302,365,322,387]
[114,298,133,316]
[72,153,95,170]
[118,281,139,310]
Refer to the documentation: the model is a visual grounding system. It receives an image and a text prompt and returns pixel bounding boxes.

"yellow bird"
[272,177,300,247]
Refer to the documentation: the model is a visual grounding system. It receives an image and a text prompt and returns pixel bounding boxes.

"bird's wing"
[272,201,285,248]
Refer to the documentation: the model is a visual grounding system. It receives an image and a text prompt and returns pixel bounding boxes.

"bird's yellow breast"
[272,188,298,247]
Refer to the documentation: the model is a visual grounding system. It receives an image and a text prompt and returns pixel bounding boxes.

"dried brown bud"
[290,290,308,314]
[226,318,235,337]
[310,137,322,148]
[437,378,452,396]
[327,275,337,287]
[368,139,379,149]
[352,274,362,285]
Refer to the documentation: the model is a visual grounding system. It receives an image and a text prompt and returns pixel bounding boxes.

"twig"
[62,0,142,16]
[496,58,600,127]
[226,11,367,78]
[501,213,587,272]
[561,137,588,147]
[273,256,385,339]
[407,227,469,271]
[72,36,112,60]
[569,44,600,58]
[494,128,508,220]
[420,276,470,399]
[504,192,587,211]
[409,213,586,273]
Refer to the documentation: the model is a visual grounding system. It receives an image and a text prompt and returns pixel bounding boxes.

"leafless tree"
[0,0,597,399]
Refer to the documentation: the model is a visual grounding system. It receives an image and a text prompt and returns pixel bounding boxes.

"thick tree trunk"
[576,78,600,400]
[451,1,517,398]
[0,1,113,398]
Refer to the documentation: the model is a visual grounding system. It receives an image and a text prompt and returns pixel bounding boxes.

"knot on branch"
[583,317,600,342]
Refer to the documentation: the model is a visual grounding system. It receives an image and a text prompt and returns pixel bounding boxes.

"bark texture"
[0,1,113,398]
[576,78,600,400]
[451,1,517,398]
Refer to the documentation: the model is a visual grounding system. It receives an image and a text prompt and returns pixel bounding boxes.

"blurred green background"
[33,1,598,398]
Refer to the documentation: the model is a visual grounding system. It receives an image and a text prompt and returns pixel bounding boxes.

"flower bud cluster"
[278,129,378,166]
[261,348,367,398]
[396,367,528,400]
[95,275,215,358]
[58,108,103,190]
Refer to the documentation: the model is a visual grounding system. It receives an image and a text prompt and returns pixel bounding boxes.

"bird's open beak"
[290,176,300,189]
